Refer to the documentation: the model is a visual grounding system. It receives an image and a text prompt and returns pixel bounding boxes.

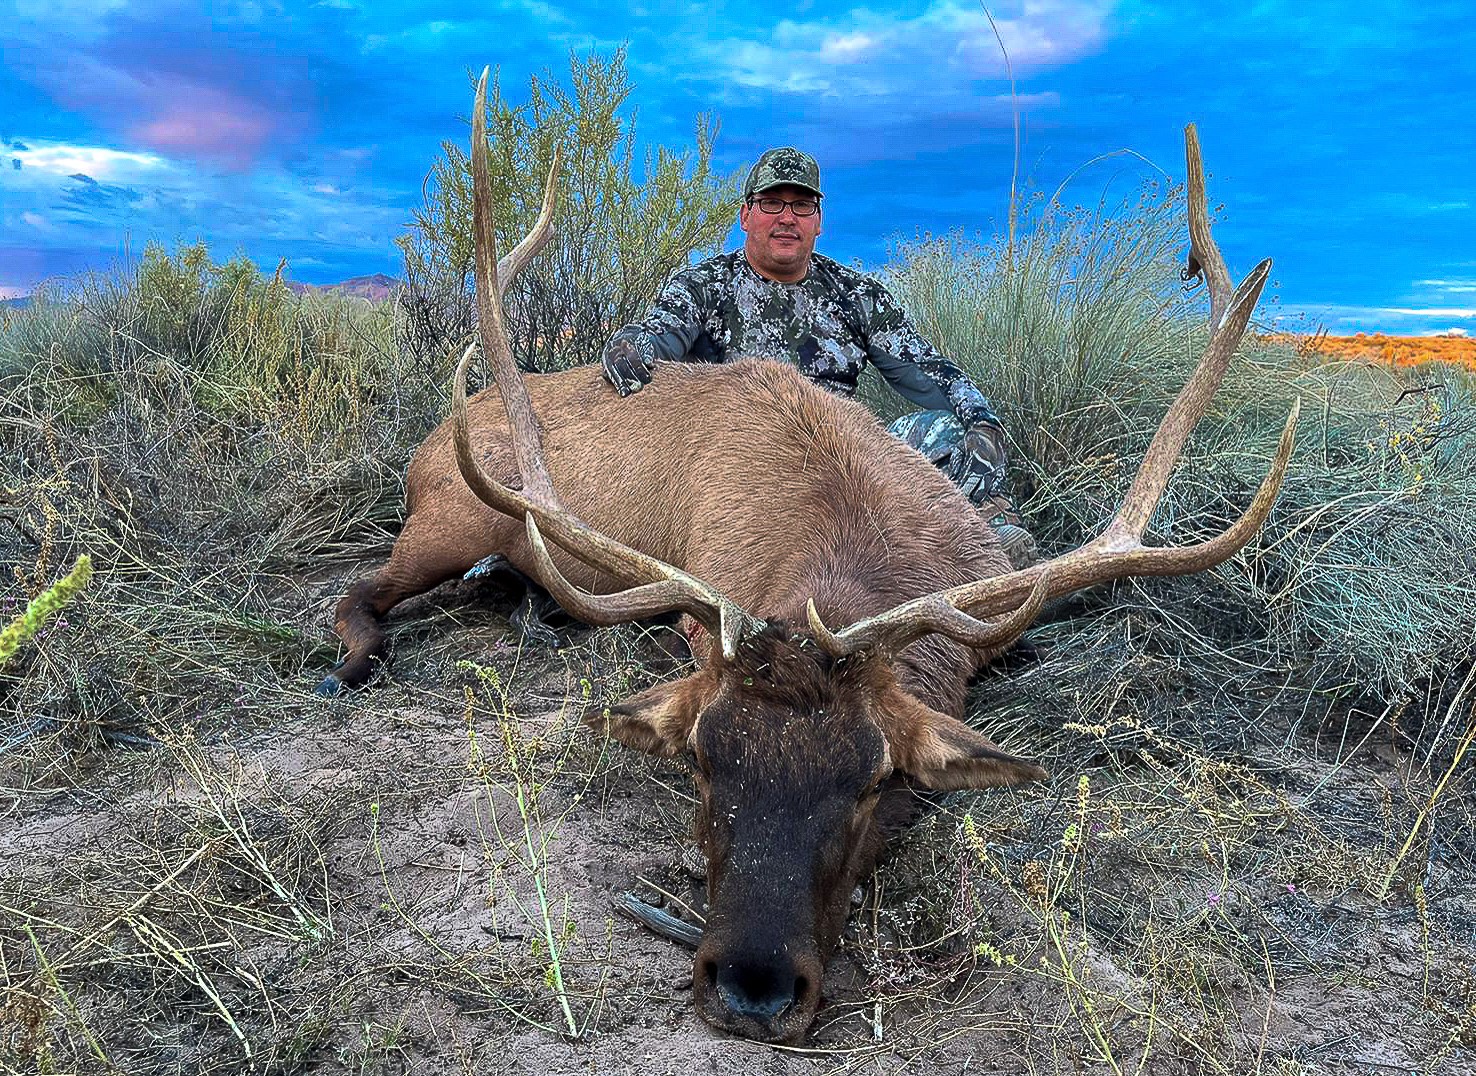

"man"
[600,146,1035,566]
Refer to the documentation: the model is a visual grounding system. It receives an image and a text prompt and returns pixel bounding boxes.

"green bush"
[398,48,740,373]
[0,242,428,449]
[0,245,422,749]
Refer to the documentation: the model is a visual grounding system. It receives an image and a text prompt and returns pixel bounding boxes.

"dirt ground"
[3,573,1474,1076]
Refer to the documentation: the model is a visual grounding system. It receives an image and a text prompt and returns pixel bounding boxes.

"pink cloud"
[24,49,286,172]
[129,85,276,171]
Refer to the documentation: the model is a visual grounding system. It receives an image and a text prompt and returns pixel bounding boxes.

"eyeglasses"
[747,195,821,217]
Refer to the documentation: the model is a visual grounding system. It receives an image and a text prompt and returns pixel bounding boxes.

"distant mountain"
[0,275,403,312]
[285,273,401,303]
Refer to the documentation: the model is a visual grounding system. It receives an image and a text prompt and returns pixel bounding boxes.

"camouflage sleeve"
[858,278,1002,430]
[605,263,712,366]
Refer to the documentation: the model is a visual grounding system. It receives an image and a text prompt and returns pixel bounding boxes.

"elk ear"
[877,686,1047,790]
[587,674,711,758]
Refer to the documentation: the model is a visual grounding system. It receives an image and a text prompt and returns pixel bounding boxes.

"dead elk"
[322,70,1297,1045]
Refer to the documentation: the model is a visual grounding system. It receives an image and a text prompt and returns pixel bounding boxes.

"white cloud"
[0,285,30,299]
[0,132,402,290]
[705,1,1113,96]
[1278,301,1476,337]
[1382,306,1476,317]
[7,140,169,181]
[818,31,878,63]
[1413,279,1476,293]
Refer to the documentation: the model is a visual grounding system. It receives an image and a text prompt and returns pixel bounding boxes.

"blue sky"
[2,1,1473,334]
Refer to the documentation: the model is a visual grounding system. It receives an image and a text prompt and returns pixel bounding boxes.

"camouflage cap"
[743,147,823,199]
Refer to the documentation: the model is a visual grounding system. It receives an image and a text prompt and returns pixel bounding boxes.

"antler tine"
[1107,255,1270,539]
[453,68,760,660]
[524,518,751,660]
[820,125,1299,658]
[1184,123,1234,330]
[807,574,1051,659]
[495,142,561,296]
[470,67,555,504]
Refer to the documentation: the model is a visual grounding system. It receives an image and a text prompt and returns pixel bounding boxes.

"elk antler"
[811,123,1300,659]
[1183,125,1233,331]
[451,67,762,660]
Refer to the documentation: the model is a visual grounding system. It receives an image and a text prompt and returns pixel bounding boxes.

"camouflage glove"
[947,420,1010,505]
[601,336,653,397]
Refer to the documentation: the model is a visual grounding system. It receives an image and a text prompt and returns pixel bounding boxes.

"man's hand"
[601,336,653,397]
[948,421,1010,505]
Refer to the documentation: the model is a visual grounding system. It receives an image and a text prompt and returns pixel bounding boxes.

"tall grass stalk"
[0,553,93,668]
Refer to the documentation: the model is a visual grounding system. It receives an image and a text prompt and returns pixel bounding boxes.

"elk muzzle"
[694,934,825,1043]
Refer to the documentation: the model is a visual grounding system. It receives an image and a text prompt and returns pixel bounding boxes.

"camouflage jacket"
[607,251,1001,429]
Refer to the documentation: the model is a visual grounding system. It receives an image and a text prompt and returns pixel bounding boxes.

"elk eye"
[857,767,892,804]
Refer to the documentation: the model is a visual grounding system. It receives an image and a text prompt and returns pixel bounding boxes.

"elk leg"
[318,518,491,695]
[317,575,398,695]
[464,553,566,648]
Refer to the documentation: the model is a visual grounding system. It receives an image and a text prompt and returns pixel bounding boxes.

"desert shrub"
[0,243,436,449]
[398,48,740,373]
[0,245,427,752]
[877,181,1476,750]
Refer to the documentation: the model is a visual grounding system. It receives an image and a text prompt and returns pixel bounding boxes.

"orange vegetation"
[1276,332,1476,371]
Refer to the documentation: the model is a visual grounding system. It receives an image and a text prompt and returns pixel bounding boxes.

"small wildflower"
[1206,890,1221,907]
[1286,883,1297,894]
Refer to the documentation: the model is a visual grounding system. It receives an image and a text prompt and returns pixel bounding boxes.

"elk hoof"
[511,611,563,649]
[463,553,511,581]
[313,673,345,697]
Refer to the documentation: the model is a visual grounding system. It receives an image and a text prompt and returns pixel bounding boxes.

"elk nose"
[712,959,805,1024]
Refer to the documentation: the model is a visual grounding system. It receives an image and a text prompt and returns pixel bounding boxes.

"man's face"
[740,184,822,283]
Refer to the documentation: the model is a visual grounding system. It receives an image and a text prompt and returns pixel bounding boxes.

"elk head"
[450,68,1296,1043]
[597,625,1043,1041]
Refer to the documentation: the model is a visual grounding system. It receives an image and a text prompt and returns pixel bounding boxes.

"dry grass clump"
[882,184,1476,722]
[0,243,443,759]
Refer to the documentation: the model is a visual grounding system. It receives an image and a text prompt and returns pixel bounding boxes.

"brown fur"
[331,358,1007,710]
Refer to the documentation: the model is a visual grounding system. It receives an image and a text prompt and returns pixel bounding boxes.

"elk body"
[323,70,1297,1044]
